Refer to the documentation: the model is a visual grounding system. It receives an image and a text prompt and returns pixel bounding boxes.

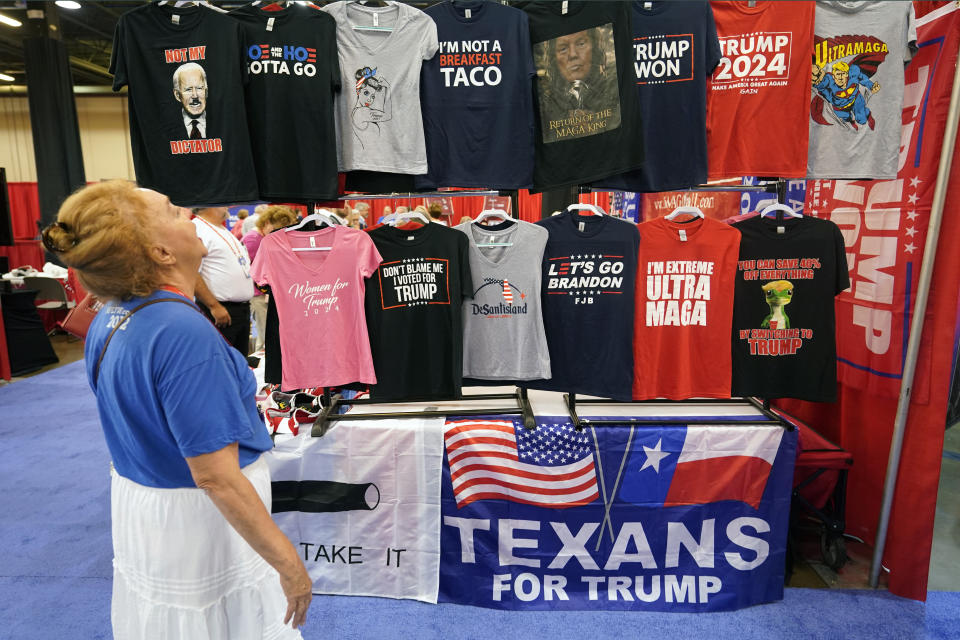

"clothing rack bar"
[563,393,789,430]
[588,179,784,195]
[311,387,536,436]
[339,190,501,200]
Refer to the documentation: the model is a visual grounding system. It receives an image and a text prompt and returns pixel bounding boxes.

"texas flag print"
[617,425,783,510]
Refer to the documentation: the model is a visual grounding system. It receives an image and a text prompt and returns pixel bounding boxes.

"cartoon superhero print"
[810,35,888,132]
[351,66,392,149]
[811,61,879,129]
[761,280,793,329]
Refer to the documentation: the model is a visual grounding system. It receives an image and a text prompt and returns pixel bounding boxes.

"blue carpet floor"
[1,361,958,639]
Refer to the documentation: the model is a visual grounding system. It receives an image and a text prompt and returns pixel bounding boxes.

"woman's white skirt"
[110,456,302,640]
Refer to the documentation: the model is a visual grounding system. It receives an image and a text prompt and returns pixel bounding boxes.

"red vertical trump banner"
[786,3,960,600]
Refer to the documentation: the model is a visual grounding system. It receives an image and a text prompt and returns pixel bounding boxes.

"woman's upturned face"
[143,189,206,269]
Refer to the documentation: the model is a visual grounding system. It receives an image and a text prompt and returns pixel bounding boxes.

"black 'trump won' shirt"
[231,3,341,201]
[418,0,536,190]
[111,3,259,206]
[525,212,640,401]
[593,0,721,192]
[522,1,645,191]
[365,223,472,401]
[731,215,850,402]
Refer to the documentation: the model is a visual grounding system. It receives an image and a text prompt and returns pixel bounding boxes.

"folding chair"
[21,276,75,312]
[21,276,76,337]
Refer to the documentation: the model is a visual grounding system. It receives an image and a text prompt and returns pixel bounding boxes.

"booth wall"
[0,95,135,183]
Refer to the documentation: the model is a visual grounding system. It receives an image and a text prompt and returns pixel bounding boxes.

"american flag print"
[502,279,513,303]
[444,419,599,509]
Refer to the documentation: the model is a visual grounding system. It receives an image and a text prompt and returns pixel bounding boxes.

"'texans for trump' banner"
[439,417,796,611]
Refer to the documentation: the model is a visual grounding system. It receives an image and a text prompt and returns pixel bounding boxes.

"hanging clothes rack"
[302,187,536,437]
[562,394,789,430]
[562,178,793,423]
[339,190,502,200]
[311,387,536,437]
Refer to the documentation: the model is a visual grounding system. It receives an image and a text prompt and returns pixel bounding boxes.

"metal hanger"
[286,209,339,251]
[760,203,802,219]
[388,211,430,226]
[471,209,515,247]
[473,208,512,226]
[665,206,705,220]
[157,1,227,13]
[566,203,606,216]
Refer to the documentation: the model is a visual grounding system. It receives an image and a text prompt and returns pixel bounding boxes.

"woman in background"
[244,205,298,352]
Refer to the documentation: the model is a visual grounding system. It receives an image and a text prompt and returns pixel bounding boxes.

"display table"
[265,391,796,613]
[0,289,58,376]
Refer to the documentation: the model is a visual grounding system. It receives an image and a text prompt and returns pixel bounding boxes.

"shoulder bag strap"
[93,297,203,389]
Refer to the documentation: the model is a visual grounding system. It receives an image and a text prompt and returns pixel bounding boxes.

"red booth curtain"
[0,183,44,270]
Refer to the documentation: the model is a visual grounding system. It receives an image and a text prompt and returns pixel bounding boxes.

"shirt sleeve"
[905,3,918,62]
[421,17,439,61]
[833,223,851,295]
[328,18,342,93]
[519,13,536,79]
[360,233,383,278]
[237,22,251,86]
[705,2,722,74]
[459,233,474,301]
[193,221,215,252]
[250,234,272,286]
[109,19,128,90]
[156,315,259,458]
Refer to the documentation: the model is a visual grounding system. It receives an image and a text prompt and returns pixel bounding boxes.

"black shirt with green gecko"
[731,215,850,402]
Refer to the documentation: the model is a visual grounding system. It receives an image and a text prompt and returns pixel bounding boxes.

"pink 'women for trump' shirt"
[251,226,382,390]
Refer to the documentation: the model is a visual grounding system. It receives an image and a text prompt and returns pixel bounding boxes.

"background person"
[232,208,250,239]
[427,202,447,226]
[193,205,256,355]
[244,202,268,235]
[41,180,311,639]
[244,205,298,352]
[348,201,371,229]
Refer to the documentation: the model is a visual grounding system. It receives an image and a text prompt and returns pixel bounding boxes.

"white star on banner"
[905,227,917,238]
[910,176,922,188]
[639,438,670,473]
[907,210,918,221]
[905,242,917,254]
[908,193,919,205]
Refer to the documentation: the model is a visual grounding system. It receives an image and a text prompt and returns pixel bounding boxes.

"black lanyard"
[93,297,202,389]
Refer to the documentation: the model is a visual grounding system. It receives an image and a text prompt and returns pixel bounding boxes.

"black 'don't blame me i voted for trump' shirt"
[111,3,258,206]
[364,223,473,401]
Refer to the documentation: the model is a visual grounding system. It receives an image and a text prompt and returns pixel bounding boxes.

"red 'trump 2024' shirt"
[706,1,814,179]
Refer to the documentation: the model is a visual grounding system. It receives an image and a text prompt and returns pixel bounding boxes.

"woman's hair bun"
[41,221,78,253]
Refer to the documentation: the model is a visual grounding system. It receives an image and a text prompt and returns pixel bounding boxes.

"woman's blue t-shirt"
[84,290,273,488]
